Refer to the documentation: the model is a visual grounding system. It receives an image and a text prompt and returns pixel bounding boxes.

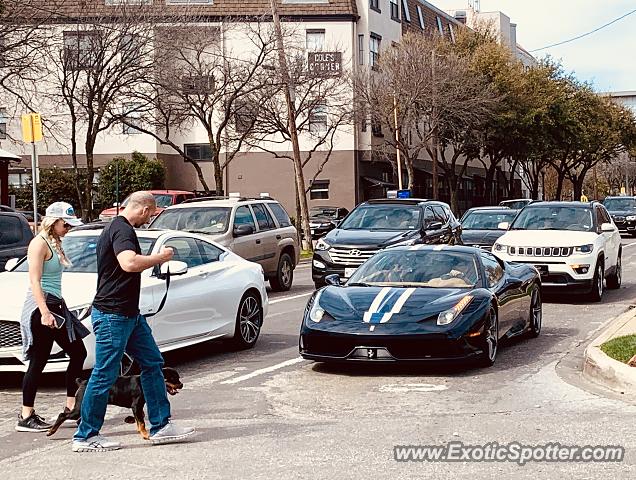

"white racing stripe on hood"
[363,287,392,323]
[380,288,416,323]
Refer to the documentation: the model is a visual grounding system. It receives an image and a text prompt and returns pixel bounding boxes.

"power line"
[530,8,636,53]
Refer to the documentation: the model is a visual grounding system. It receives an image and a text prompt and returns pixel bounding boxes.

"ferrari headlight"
[493,243,508,253]
[437,296,473,326]
[70,305,92,321]
[574,244,594,254]
[626,215,636,221]
[308,291,325,323]
[315,238,331,251]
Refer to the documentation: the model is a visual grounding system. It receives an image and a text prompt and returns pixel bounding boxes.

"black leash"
[146,266,171,318]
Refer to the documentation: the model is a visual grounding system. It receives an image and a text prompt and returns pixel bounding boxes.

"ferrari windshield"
[338,204,421,231]
[603,198,636,211]
[13,235,155,273]
[510,206,594,232]
[348,250,479,288]
[462,210,517,230]
[151,207,231,234]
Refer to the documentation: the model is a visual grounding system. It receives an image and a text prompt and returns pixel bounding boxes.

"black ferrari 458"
[299,245,542,367]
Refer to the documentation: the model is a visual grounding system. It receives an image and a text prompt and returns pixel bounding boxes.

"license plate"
[344,267,357,278]
[310,229,315,235]
[535,264,549,276]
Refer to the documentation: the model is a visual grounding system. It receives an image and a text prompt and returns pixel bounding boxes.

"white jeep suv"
[492,201,622,301]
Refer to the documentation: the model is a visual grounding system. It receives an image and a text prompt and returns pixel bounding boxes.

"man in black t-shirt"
[73,191,195,452]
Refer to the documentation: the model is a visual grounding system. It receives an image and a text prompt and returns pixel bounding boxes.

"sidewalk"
[583,307,636,395]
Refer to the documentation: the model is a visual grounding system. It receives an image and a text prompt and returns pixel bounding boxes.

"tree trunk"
[405,157,415,191]
[484,162,497,204]
[83,147,95,222]
[572,176,585,200]
[555,170,565,201]
[184,158,210,192]
[211,152,224,196]
[449,180,459,215]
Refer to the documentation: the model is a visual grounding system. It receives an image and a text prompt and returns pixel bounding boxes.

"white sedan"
[0,226,268,372]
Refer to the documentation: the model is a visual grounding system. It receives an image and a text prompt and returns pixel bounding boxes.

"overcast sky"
[432,0,636,92]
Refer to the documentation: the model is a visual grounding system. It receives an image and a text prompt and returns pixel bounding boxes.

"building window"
[184,143,212,162]
[122,103,142,134]
[436,17,444,35]
[358,34,364,65]
[166,0,212,4]
[0,108,7,140]
[63,31,100,70]
[369,0,380,13]
[306,29,325,51]
[309,103,327,133]
[310,180,330,200]
[105,0,152,4]
[369,33,381,67]
[371,117,383,137]
[401,0,411,22]
[448,23,456,42]
[390,0,400,21]
[416,5,425,29]
[181,75,214,94]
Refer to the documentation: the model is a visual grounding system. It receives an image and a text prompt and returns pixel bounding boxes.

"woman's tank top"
[39,235,63,298]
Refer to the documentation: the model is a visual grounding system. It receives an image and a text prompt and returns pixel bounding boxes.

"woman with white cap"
[17,202,89,432]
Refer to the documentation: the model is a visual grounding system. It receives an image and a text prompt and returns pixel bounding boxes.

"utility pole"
[269,0,312,251]
[431,50,439,199]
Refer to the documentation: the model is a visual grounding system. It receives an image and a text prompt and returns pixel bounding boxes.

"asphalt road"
[1,237,636,479]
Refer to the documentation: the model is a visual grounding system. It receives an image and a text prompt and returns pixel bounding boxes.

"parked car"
[150,196,300,291]
[459,207,519,250]
[309,206,349,239]
[499,199,535,210]
[0,226,268,373]
[493,201,621,301]
[312,198,462,289]
[602,196,636,236]
[0,212,33,271]
[0,205,16,212]
[300,245,541,367]
[98,190,195,221]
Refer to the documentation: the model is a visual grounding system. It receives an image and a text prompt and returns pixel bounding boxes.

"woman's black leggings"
[22,313,87,407]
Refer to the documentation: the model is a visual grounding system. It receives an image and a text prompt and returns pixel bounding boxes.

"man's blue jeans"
[74,308,171,440]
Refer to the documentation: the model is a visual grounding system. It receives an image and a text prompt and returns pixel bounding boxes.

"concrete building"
[2,0,530,216]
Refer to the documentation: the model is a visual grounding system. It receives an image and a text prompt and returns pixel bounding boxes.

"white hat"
[45,202,83,226]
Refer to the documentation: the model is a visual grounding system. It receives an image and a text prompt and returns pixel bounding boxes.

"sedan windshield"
[603,198,636,211]
[510,206,593,232]
[13,235,155,273]
[151,207,231,234]
[348,250,479,288]
[338,205,420,231]
[462,211,517,230]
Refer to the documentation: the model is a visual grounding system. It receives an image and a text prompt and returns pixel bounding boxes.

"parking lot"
[0,236,635,478]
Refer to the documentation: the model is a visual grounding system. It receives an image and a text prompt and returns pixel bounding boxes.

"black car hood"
[460,229,505,246]
[607,209,636,217]
[310,215,335,223]
[325,228,419,247]
[317,286,470,324]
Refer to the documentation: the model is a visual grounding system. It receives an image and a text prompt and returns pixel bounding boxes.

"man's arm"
[117,247,173,273]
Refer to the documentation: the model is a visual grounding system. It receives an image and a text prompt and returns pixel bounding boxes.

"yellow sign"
[21,113,43,143]
[580,194,589,202]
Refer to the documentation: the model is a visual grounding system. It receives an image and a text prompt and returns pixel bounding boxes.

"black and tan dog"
[47,367,183,439]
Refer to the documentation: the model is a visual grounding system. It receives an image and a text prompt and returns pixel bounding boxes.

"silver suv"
[150,196,300,291]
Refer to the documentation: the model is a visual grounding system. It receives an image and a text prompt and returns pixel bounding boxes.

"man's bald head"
[122,191,157,227]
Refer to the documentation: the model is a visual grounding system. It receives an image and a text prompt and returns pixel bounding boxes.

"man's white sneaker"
[149,421,195,445]
[72,435,121,452]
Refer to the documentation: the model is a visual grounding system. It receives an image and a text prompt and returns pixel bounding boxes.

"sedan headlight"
[493,243,508,253]
[437,296,473,326]
[70,305,92,321]
[574,244,594,254]
[315,238,331,251]
[626,215,636,221]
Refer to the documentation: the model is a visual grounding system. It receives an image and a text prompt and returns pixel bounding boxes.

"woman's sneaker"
[16,411,52,432]
[72,435,121,452]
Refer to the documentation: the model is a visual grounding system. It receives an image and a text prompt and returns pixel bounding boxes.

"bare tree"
[142,18,280,195]
[42,2,159,219]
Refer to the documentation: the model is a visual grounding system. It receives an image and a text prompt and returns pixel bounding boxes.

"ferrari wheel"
[527,287,542,338]
[477,307,498,367]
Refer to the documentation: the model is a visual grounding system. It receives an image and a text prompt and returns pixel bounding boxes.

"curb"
[582,307,636,395]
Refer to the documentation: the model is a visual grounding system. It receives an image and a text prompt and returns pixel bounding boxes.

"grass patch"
[300,250,313,260]
[600,334,636,364]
